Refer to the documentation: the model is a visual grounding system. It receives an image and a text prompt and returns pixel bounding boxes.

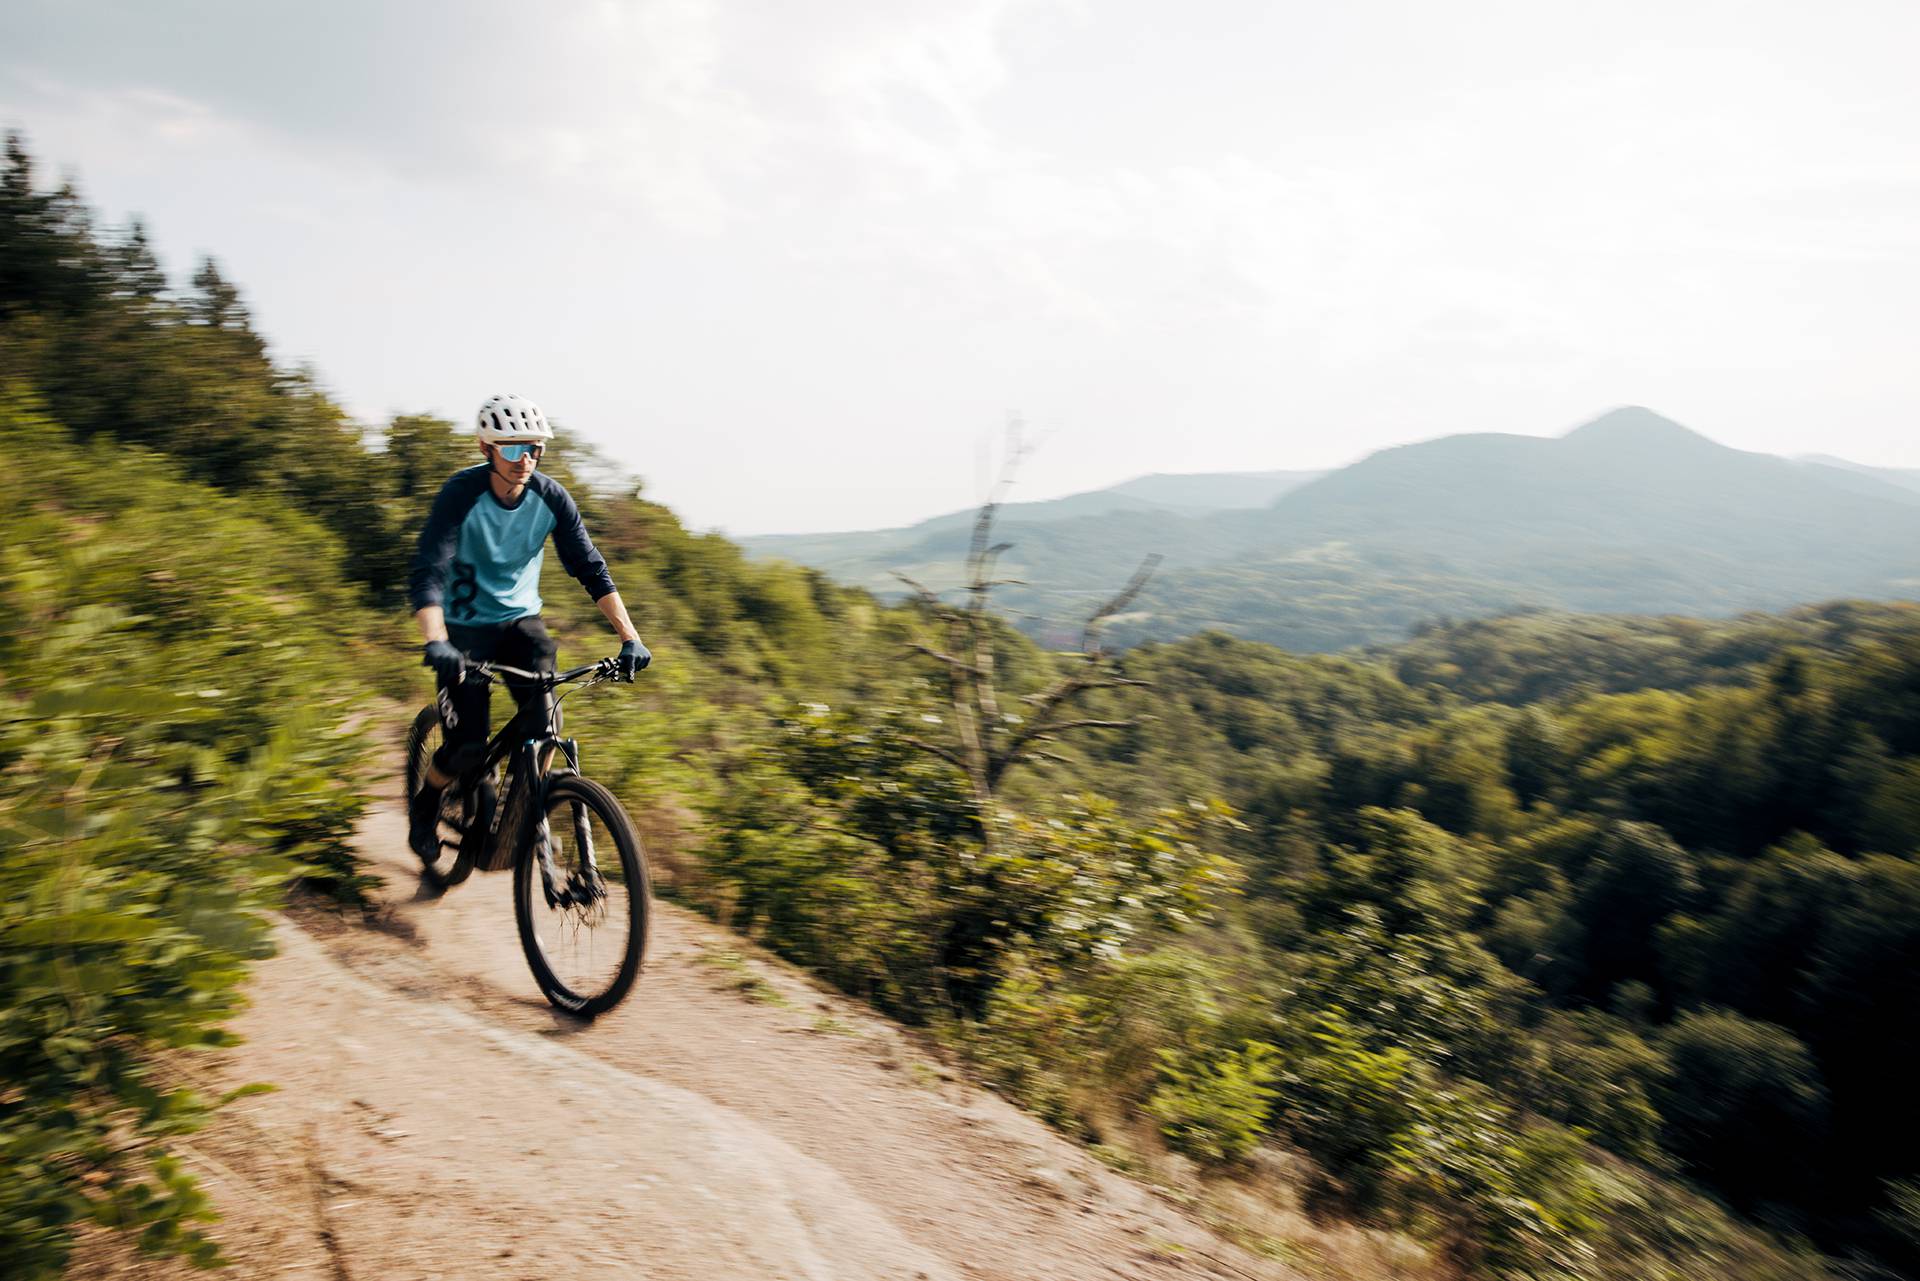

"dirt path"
[73,775,1292,1280]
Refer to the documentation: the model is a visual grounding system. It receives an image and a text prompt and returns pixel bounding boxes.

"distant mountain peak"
[1561,406,1714,450]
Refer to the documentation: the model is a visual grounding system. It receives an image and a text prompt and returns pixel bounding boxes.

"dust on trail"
[71,775,1291,1280]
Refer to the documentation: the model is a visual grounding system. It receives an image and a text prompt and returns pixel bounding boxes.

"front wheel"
[513,775,649,1017]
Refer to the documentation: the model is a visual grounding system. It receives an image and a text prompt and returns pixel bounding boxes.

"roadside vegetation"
[4,134,1915,1280]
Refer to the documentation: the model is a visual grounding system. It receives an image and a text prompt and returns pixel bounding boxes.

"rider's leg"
[435,623,502,769]
[496,616,560,769]
[411,625,500,854]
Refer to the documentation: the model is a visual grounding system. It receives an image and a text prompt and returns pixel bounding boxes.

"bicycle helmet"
[476,393,554,442]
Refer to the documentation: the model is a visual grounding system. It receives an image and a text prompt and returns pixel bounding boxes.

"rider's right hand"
[423,639,466,684]
[617,638,650,681]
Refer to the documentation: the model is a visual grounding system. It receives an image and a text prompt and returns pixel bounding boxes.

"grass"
[694,947,791,1006]
[809,1013,858,1036]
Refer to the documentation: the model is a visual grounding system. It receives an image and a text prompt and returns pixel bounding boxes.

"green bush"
[1391,1091,1601,1280]
[696,702,1240,1020]
[1655,1009,1830,1208]
[1276,1008,1431,1209]
[0,409,392,1275]
[1148,1039,1280,1165]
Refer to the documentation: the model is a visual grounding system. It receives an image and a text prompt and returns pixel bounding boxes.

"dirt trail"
[74,774,1291,1280]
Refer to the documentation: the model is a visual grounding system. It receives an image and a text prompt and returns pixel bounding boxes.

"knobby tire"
[513,774,650,1017]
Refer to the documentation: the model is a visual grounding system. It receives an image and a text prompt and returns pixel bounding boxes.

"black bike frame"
[448,658,612,872]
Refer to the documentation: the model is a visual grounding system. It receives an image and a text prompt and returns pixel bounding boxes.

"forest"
[2,133,1915,1280]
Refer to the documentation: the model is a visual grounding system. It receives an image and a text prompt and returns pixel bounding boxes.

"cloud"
[5,0,1918,531]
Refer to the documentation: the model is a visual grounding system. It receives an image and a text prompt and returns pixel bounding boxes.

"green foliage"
[1147,1039,1279,1165]
[0,408,393,1274]
[1276,1008,1431,1209]
[1654,1011,1830,1210]
[695,702,1240,1021]
[0,136,408,604]
[1391,1093,1602,1280]
[1509,1012,1666,1164]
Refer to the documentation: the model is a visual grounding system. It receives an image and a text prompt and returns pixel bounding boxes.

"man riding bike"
[407,393,649,858]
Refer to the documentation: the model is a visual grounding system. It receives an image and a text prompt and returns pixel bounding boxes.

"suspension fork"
[558,739,598,880]
[530,737,599,908]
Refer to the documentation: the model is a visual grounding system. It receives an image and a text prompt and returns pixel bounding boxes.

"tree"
[108,219,168,305]
[187,255,265,360]
[896,481,1158,834]
[383,413,471,507]
[1656,1009,1830,1211]
[1565,820,1698,1003]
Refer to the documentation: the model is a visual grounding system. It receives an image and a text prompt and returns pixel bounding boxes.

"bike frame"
[441,658,614,876]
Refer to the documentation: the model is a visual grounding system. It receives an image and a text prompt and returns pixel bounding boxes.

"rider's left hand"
[617,639,651,681]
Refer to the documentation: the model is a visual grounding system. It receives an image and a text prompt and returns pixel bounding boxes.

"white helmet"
[476,393,553,443]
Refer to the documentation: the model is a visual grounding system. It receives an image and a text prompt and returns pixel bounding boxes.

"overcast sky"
[3,0,1916,534]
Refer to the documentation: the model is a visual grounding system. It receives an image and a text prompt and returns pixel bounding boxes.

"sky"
[3,0,1916,534]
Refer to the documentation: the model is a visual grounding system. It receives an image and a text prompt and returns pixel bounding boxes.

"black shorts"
[433,615,558,774]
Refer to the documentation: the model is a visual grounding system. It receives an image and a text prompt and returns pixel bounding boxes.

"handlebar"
[462,656,622,687]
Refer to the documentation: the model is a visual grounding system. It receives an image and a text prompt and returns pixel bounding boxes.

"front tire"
[513,775,649,1017]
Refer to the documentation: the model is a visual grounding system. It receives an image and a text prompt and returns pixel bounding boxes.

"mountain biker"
[407,393,649,857]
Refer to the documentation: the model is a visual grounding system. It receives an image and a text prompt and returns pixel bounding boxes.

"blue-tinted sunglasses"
[494,442,544,462]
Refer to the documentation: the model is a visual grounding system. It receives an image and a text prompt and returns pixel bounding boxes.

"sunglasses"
[494,442,545,462]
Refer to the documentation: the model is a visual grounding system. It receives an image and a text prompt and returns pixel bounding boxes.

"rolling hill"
[746,408,1920,651]
[741,468,1325,589]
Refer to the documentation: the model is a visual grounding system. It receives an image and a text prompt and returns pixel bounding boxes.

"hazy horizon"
[5,0,1915,535]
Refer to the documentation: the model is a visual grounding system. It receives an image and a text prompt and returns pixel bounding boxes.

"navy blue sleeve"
[408,468,490,611]
[535,476,618,602]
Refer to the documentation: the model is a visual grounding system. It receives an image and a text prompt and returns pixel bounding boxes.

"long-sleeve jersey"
[408,466,616,626]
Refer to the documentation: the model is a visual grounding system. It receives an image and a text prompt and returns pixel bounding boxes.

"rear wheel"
[513,775,649,1017]
[403,704,473,887]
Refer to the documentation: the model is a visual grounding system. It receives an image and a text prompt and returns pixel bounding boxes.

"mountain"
[749,407,1920,651]
[1105,469,1328,511]
[742,468,1325,600]
[1798,452,1920,496]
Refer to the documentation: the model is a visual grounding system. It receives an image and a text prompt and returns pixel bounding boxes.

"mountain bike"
[403,656,649,1017]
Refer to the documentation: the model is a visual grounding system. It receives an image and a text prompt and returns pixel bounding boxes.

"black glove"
[423,639,466,684]
[617,639,651,681]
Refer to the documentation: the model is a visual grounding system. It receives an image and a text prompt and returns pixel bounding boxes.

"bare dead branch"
[968,501,998,568]
[903,736,969,771]
[1080,553,1163,653]
[905,642,986,675]
[892,571,948,610]
[899,423,1157,807]
[1022,718,1135,737]
[993,713,1136,781]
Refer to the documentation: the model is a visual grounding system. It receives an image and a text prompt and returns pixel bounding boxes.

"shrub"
[1655,1009,1830,1209]
[0,411,390,1275]
[1148,1039,1280,1165]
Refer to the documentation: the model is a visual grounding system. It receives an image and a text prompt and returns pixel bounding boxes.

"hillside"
[72,786,1287,1280]
[9,134,1914,1281]
[1801,453,1920,496]
[749,408,1920,651]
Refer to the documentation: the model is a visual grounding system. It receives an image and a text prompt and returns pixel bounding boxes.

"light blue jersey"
[409,467,616,625]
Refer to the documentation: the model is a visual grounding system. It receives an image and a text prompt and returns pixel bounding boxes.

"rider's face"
[484,439,542,483]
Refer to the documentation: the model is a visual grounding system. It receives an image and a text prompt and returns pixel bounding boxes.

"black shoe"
[409,783,446,860]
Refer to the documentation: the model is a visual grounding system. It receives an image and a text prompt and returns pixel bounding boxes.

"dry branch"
[894,434,1157,823]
